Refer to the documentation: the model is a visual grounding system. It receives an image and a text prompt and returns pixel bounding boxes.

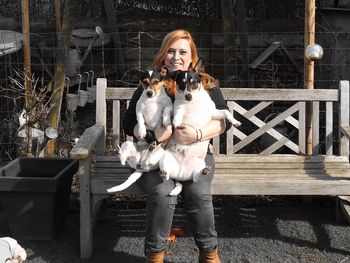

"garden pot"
[66,93,79,112]
[16,128,44,157]
[87,86,96,103]
[78,90,89,107]
[0,157,79,240]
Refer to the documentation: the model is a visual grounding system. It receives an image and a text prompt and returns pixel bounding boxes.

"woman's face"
[164,38,192,72]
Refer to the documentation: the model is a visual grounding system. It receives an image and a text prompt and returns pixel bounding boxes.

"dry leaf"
[167,234,176,243]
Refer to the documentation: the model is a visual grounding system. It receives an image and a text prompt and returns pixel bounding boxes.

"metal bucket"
[87,86,96,103]
[66,93,79,112]
[16,128,44,157]
[78,90,89,107]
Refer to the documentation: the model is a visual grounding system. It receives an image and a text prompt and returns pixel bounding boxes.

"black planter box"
[0,157,79,240]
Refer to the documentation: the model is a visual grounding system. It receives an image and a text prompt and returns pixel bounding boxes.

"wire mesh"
[1,29,350,162]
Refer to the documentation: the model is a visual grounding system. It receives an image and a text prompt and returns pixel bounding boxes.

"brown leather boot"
[146,251,165,263]
[199,247,221,263]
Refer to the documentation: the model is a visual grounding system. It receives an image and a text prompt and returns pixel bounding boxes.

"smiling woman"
[121,29,231,262]
[153,30,198,74]
[164,39,192,72]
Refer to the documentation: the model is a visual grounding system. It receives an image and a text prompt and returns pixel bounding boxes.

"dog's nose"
[146,91,153,97]
[136,164,142,170]
[185,93,192,101]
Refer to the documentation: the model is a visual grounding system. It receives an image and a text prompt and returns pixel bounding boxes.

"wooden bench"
[71,78,350,259]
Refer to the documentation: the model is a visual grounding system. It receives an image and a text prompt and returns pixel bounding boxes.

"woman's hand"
[173,125,197,145]
[155,123,173,142]
[134,122,173,142]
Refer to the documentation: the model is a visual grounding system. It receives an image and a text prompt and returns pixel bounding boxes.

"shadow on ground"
[1,195,350,263]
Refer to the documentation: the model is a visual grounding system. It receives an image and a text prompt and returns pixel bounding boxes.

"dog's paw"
[149,141,157,151]
[138,125,147,139]
[162,115,171,127]
[172,118,182,128]
[227,116,241,127]
[159,170,167,178]
[226,114,241,128]
[232,120,241,127]
[202,165,211,175]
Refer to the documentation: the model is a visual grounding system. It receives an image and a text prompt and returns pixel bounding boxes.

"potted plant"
[0,72,79,240]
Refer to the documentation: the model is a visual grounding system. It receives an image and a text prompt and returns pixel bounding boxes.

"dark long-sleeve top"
[122,85,232,137]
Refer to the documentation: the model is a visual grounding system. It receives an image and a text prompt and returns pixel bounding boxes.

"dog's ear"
[187,62,194,71]
[193,57,205,73]
[174,70,188,91]
[139,69,153,82]
[160,66,167,78]
[115,144,122,154]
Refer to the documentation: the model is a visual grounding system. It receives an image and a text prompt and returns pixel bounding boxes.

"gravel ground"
[1,195,350,263]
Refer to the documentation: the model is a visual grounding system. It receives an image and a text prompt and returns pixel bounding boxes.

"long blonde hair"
[153,29,218,95]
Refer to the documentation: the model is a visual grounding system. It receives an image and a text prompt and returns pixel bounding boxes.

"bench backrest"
[95,78,349,157]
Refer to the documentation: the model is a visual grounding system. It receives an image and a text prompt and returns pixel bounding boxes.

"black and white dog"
[159,59,241,195]
[107,68,172,193]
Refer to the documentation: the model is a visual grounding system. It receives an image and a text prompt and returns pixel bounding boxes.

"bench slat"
[92,172,350,181]
[105,88,340,101]
[90,175,350,195]
[211,180,350,195]
[214,155,350,163]
[215,162,350,169]
[326,102,333,155]
[214,169,350,176]
[216,88,340,101]
[95,155,350,164]
[89,169,350,195]
[214,172,350,179]
[313,101,320,154]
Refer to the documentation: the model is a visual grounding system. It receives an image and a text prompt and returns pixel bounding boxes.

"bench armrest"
[341,125,350,141]
[70,124,104,160]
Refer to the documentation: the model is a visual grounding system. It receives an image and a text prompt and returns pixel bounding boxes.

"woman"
[122,29,229,263]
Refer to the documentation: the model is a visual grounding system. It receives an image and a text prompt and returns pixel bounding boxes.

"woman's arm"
[122,86,143,137]
[173,119,225,145]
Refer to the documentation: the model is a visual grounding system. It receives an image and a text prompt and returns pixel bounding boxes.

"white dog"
[106,141,166,192]
[107,68,172,193]
[136,68,172,142]
[159,61,241,196]
[0,237,27,263]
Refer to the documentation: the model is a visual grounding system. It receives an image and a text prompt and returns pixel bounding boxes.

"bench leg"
[80,192,108,258]
[80,193,93,259]
[92,195,109,222]
[336,196,350,224]
[79,158,93,259]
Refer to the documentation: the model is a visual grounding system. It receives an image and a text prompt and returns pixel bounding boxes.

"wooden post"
[48,0,75,128]
[235,0,249,86]
[55,0,62,33]
[21,0,31,108]
[21,0,33,156]
[103,0,125,76]
[221,0,236,87]
[304,0,315,155]
[47,0,76,155]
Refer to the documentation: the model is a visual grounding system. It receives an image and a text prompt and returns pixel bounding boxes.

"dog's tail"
[106,171,143,193]
[169,181,183,196]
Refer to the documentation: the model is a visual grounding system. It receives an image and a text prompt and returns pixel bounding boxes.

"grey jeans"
[137,154,217,253]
